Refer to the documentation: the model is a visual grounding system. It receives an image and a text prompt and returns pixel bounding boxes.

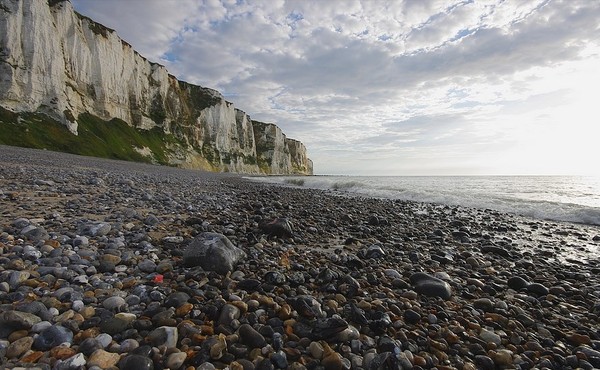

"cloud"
[70,0,600,175]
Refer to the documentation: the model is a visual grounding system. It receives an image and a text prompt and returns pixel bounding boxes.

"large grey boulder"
[409,272,452,300]
[183,232,246,274]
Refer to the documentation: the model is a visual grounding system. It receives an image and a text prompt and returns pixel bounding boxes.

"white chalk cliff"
[0,0,313,174]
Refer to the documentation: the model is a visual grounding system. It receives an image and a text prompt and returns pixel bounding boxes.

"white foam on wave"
[245,175,600,226]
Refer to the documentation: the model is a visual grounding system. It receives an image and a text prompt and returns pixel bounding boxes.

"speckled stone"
[6,336,34,358]
[87,349,121,368]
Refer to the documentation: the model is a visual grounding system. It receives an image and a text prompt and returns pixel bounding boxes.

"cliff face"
[0,0,312,174]
[251,121,313,175]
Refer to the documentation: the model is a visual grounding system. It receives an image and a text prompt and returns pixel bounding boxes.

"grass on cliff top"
[0,107,180,165]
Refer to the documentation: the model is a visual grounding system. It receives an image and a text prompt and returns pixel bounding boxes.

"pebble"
[87,349,121,368]
[527,282,549,296]
[309,341,324,359]
[507,276,530,290]
[78,338,103,356]
[6,336,33,358]
[479,328,502,345]
[100,316,130,335]
[473,298,495,312]
[119,354,154,370]
[403,309,422,324]
[55,352,87,370]
[239,323,266,348]
[147,326,178,348]
[492,349,513,366]
[183,232,247,274]
[0,146,598,370]
[32,325,73,351]
[2,310,42,329]
[102,296,126,311]
[166,352,187,369]
[409,272,452,299]
[138,259,157,272]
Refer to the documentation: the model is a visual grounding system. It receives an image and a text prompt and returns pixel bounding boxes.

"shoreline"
[245,175,600,228]
[1,145,600,369]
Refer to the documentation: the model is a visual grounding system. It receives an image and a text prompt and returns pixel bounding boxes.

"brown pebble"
[83,291,95,298]
[462,362,477,370]
[413,355,426,366]
[176,303,193,316]
[445,331,460,345]
[80,306,95,319]
[101,254,121,265]
[21,351,44,363]
[325,300,338,311]
[50,346,77,360]
[402,291,418,300]
[88,349,121,368]
[334,294,347,304]
[431,348,449,362]
[486,342,498,350]
[429,339,448,351]
[492,349,513,366]
[283,347,302,361]
[209,334,227,360]
[230,361,244,370]
[567,333,591,345]
[44,239,60,248]
[6,336,33,359]
[357,300,371,310]
[248,348,263,361]
[54,309,75,323]
[320,341,342,370]
[8,330,29,342]
[122,277,138,288]
[230,300,248,314]
[278,303,292,319]
[525,341,544,351]
[484,313,508,326]
[200,325,214,335]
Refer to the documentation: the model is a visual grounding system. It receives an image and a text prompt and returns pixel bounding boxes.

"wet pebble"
[118,354,154,370]
[409,272,452,299]
[239,323,266,348]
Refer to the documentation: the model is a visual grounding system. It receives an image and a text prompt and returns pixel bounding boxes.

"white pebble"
[72,300,84,311]
[95,333,113,348]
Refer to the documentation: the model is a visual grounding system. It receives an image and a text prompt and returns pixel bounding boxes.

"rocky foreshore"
[1,145,600,370]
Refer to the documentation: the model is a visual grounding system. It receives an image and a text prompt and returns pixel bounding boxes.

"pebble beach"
[1,145,600,370]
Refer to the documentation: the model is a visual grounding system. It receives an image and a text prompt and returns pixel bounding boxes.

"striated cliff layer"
[0,0,312,174]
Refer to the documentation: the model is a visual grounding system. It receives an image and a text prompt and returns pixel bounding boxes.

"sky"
[70,0,600,176]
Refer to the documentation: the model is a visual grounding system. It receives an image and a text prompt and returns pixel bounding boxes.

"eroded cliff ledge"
[0,0,313,174]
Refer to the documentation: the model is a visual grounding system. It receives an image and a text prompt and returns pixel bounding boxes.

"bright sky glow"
[71,0,600,175]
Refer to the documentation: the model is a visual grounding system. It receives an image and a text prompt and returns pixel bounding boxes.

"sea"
[246,175,600,226]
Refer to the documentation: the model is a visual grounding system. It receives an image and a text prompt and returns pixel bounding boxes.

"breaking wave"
[247,175,600,226]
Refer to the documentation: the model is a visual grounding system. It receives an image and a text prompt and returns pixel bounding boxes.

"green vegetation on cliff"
[0,107,184,165]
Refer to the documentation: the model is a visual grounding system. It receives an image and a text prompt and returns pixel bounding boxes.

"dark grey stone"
[183,232,246,274]
[410,272,452,300]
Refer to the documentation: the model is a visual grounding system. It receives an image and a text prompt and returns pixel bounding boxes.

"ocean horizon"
[247,175,600,226]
